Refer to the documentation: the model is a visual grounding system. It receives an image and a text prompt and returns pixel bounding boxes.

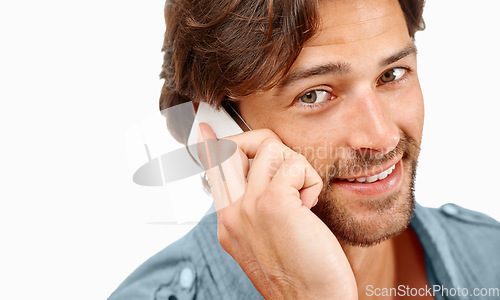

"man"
[110,0,500,299]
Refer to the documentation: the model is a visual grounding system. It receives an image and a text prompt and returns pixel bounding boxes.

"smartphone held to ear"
[187,101,249,145]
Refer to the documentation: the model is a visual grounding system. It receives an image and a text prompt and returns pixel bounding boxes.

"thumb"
[197,122,231,211]
[199,122,217,141]
[197,122,218,170]
[198,122,247,212]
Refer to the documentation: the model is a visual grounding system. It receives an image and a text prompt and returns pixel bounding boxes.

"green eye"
[298,90,331,105]
[300,91,317,103]
[379,68,407,83]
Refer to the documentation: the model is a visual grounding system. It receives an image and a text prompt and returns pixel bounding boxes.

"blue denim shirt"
[109,202,500,299]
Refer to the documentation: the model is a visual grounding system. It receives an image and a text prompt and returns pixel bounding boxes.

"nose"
[344,89,399,155]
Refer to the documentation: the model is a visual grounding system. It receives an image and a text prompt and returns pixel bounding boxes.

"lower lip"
[332,160,403,197]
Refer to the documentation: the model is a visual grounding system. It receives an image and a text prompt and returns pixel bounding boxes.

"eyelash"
[293,66,412,111]
[376,66,412,87]
[294,88,334,110]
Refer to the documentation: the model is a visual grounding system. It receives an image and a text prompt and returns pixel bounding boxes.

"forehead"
[307,0,407,46]
[291,0,410,67]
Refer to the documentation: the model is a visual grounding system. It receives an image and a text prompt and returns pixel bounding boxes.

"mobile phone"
[187,101,249,146]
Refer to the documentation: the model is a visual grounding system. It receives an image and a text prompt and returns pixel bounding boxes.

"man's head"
[161,0,426,247]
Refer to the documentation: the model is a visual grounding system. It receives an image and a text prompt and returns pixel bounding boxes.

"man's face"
[237,0,424,246]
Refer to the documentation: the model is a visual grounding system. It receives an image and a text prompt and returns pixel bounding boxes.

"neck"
[341,227,429,300]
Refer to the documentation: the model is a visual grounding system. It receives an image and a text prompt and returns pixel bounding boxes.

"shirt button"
[441,203,459,216]
[179,267,195,289]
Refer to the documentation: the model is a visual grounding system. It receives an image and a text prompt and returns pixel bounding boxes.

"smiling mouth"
[340,163,397,183]
[329,159,404,197]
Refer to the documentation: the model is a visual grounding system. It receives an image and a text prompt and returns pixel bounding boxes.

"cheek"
[272,123,342,177]
[237,95,344,177]
[392,84,424,142]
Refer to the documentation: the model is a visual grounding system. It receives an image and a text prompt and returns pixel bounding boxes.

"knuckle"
[292,152,308,163]
[257,137,283,159]
[260,136,282,149]
[298,152,309,162]
[259,128,280,140]
[315,176,324,189]
[315,169,323,180]
[285,153,306,168]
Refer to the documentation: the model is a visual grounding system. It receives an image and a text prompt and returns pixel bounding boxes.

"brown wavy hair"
[159,0,426,144]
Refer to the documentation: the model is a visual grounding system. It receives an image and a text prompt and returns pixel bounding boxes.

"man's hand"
[198,123,357,299]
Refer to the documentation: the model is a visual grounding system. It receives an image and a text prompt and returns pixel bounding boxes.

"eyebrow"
[380,44,418,67]
[277,62,351,88]
[277,43,418,89]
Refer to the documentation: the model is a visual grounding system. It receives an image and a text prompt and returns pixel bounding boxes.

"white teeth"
[350,164,396,183]
[378,170,388,180]
[365,175,379,183]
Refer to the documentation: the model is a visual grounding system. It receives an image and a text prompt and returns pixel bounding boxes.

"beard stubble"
[310,132,421,247]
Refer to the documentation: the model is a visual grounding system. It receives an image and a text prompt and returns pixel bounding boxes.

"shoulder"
[108,212,262,300]
[415,202,500,251]
[412,202,500,287]
[435,203,500,263]
[108,228,202,300]
[423,202,500,238]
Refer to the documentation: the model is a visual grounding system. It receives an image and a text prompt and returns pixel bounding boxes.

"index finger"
[218,127,283,160]
[197,124,284,211]
[197,123,280,167]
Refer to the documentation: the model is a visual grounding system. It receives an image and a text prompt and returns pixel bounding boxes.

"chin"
[312,157,418,247]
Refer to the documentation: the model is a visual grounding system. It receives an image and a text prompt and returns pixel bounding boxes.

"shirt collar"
[410,202,465,298]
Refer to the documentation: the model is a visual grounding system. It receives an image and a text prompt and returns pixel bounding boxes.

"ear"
[192,100,200,113]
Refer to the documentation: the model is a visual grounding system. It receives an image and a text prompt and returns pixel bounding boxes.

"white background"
[1,1,499,300]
